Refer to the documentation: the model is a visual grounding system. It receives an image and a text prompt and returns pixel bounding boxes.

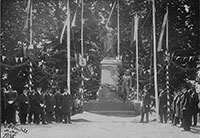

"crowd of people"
[1,85,74,125]
[1,83,200,132]
[139,84,200,131]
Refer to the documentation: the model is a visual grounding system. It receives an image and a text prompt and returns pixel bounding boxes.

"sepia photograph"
[0,0,200,138]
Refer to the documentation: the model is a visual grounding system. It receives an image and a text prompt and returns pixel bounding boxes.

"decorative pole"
[67,0,71,93]
[135,15,139,101]
[152,0,159,122]
[117,0,120,57]
[165,6,171,119]
[81,0,84,100]
[29,1,33,90]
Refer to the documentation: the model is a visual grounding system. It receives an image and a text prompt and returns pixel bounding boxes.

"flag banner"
[2,56,6,61]
[24,0,31,30]
[157,10,168,52]
[130,19,134,46]
[106,0,116,27]
[15,57,19,63]
[20,57,23,62]
[71,10,77,27]
[134,16,139,42]
[60,16,68,43]
[130,16,139,46]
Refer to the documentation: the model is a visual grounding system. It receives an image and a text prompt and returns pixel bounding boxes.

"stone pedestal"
[84,58,137,116]
[100,58,122,90]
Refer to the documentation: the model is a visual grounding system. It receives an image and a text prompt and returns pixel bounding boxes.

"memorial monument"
[83,26,135,116]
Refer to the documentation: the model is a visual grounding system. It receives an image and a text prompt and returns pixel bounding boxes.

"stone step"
[83,101,134,111]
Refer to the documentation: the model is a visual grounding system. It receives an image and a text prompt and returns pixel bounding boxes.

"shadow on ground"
[71,118,91,122]
[190,126,200,134]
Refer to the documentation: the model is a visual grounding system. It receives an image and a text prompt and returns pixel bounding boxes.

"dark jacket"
[28,92,36,112]
[34,92,45,113]
[18,94,30,113]
[141,92,151,112]
[181,91,191,111]
[191,91,199,113]
[61,93,72,113]
[54,92,62,111]
[159,91,168,113]
[45,93,55,112]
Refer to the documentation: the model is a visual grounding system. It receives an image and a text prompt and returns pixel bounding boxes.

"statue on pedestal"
[100,26,116,58]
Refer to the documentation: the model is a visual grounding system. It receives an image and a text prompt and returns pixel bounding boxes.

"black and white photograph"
[0,0,200,138]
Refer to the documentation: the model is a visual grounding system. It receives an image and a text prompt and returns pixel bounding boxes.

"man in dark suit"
[181,86,191,131]
[54,89,62,122]
[34,87,46,125]
[140,87,151,123]
[159,88,168,123]
[4,85,18,124]
[28,89,36,124]
[1,88,6,124]
[190,87,199,126]
[61,88,73,124]
[45,89,55,123]
[18,89,30,125]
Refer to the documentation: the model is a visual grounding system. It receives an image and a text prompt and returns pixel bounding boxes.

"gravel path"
[1,112,200,138]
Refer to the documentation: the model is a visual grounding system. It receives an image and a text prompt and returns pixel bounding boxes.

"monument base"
[83,85,137,117]
[83,58,139,116]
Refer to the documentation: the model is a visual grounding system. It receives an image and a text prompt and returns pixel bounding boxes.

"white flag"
[157,10,168,52]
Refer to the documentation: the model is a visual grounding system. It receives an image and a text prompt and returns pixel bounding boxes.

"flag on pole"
[60,16,68,44]
[106,0,116,27]
[130,16,139,46]
[134,16,139,42]
[24,0,31,30]
[71,10,77,27]
[157,10,168,52]
[130,19,134,46]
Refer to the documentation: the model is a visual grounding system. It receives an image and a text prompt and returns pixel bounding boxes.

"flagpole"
[30,1,33,52]
[117,0,120,57]
[81,0,84,55]
[166,7,169,51]
[135,15,139,101]
[67,0,71,93]
[165,6,170,117]
[81,0,84,99]
[152,0,159,122]
[29,1,33,90]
